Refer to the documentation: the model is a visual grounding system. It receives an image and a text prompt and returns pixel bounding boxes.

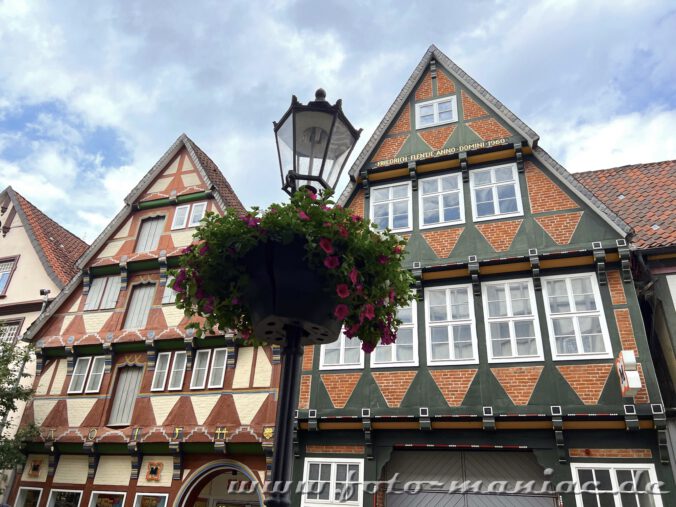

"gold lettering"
[173,427,183,440]
[132,427,141,441]
[214,427,228,440]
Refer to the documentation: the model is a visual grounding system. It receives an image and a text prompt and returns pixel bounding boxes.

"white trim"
[208,347,228,389]
[167,351,187,391]
[171,204,190,230]
[542,272,613,361]
[88,490,127,507]
[415,95,458,129]
[570,462,664,507]
[319,334,364,371]
[425,283,479,366]
[371,301,419,368]
[68,357,92,394]
[188,201,207,227]
[481,278,545,363]
[418,173,465,229]
[16,487,43,507]
[368,181,413,233]
[84,356,107,393]
[151,351,172,391]
[469,163,523,222]
[46,489,83,507]
[190,349,211,390]
[301,457,364,507]
[133,492,169,507]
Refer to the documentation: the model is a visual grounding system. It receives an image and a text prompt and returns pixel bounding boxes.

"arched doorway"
[173,459,264,507]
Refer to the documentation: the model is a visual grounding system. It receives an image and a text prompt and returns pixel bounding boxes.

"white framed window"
[419,173,464,228]
[470,163,523,221]
[161,277,178,305]
[167,350,187,390]
[16,487,42,507]
[136,216,164,252]
[320,334,364,370]
[570,462,664,507]
[46,489,83,507]
[372,302,418,368]
[302,457,363,506]
[123,283,156,330]
[0,320,21,343]
[542,273,612,360]
[88,491,127,507]
[151,352,172,391]
[190,349,211,389]
[171,202,207,230]
[0,258,17,295]
[425,284,478,365]
[482,279,544,362]
[369,182,412,232]
[67,356,106,394]
[188,202,207,227]
[84,276,122,311]
[415,96,458,129]
[208,348,228,388]
[133,493,169,507]
[171,205,190,229]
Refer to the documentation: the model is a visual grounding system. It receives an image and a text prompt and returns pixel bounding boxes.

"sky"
[0,0,675,242]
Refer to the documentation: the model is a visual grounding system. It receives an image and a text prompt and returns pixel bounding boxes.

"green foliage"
[0,340,35,471]
[175,189,415,351]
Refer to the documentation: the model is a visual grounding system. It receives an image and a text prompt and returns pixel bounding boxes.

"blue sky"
[1,0,675,241]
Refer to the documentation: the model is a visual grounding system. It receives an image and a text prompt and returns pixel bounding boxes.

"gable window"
[415,96,458,128]
[419,174,464,228]
[470,164,523,221]
[123,283,156,330]
[151,351,188,391]
[0,320,21,343]
[302,458,363,506]
[320,334,363,370]
[161,277,178,305]
[0,257,17,295]
[570,463,663,507]
[108,365,143,426]
[370,182,411,232]
[171,201,207,230]
[482,279,543,362]
[84,276,122,311]
[135,216,164,252]
[372,302,418,367]
[425,284,477,365]
[46,489,82,507]
[543,273,612,360]
[67,356,106,394]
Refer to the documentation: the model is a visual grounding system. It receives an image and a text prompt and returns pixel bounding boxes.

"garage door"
[384,451,558,507]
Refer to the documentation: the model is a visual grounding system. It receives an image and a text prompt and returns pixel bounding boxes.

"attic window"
[415,96,458,129]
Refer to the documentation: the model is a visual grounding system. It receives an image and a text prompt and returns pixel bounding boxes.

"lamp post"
[263,90,360,507]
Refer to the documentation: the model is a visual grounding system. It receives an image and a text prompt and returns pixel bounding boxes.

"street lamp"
[274,88,362,195]
[264,90,361,507]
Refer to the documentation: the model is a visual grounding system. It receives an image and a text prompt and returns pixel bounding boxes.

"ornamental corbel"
[651,404,669,464]
[551,406,567,463]
[529,248,541,291]
[592,242,607,285]
[159,251,168,286]
[623,404,639,431]
[168,190,178,205]
[460,152,469,183]
[119,256,128,291]
[514,143,524,173]
[102,342,114,374]
[359,168,370,198]
[184,336,195,371]
[145,337,156,370]
[362,408,373,459]
[82,268,92,296]
[616,239,632,282]
[418,407,431,431]
[482,406,495,431]
[468,256,480,296]
[408,161,418,191]
[411,262,423,298]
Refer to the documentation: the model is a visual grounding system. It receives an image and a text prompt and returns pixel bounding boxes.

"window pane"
[371,188,389,203]
[421,179,438,194]
[473,171,492,186]
[453,325,473,359]
[572,277,597,311]
[168,352,187,390]
[422,196,439,225]
[450,288,469,320]
[437,101,452,112]
[69,357,91,393]
[509,283,532,315]
[441,176,458,191]
[419,104,433,116]
[497,183,518,213]
[152,353,171,390]
[442,193,460,221]
[85,356,106,393]
[208,348,228,388]
[438,110,453,121]
[398,306,413,324]
[188,202,207,227]
[190,350,210,389]
[374,345,392,363]
[171,205,189,229]
[391,185,409,199]
[392,201,409,229]
[428,290,447,321]
[343,346,361,364]
[486,285,507,317]
[430,327,450,360]
[494,166,514,182]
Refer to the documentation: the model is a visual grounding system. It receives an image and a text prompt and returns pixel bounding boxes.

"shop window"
[46,489,82,507]
[88,491,126,507]
[15,487,42,507]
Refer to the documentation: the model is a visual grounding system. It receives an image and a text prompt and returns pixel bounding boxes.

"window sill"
[318,364,364,371]
[419,220,465,231]
[427,358,479,367]
[488,356,545,364]
[370,361,419,369]
[415,119,458,131]
[472,211,524,223]
[551,353,614,361]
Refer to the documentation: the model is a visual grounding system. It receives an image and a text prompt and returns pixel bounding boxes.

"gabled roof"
[337,44,632,237]
[1,186,88,288]
[24,134,245,342]
[574,160,676,249]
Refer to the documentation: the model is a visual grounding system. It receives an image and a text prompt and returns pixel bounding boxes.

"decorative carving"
[120,256,129,290]
[514,143,524,173]
[146,461,164,482]
[593,242,607,285]
[468,256,480,296]
[408,161,418,191]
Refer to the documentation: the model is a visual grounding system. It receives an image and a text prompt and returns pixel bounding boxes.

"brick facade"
[372,134,408,162]
[421,228,464,258]
[372,371,417,408]
[461,90,488,120]
[320,373,361,409]
[491,366,544,405]
[525,162,579,214]
[389,103,411,134]
[569,448,652,458]
[436,71,455,96]
[467,118,512,141]
[535,211,583,245]
[430,369,477,406]
[419,125,456,150]
[615,308,639,356]
[557,364,613,405]
[347,189,365,218]
[476,219,523,252]
[302,346,314,371]
[415,72,433,101]
[635,364,649,404]
[306,445,365,455]
[608,270,627,305]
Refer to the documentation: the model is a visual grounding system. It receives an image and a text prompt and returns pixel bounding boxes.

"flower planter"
[243,237,342,346]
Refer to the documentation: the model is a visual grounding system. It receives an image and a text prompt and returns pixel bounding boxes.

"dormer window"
[415,96,458,129]
[171,202,207,230]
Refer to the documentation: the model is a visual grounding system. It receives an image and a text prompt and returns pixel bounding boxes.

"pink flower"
[378,255,389,265]
[393,245,403,254]
[389,288,396,303]
[199,243,209,255]
[324,256,340,269]
[182,245,194,254]
[334,304,349,320]
[361,303,375,321]
[203,297,215,313]
[336,284,350,299]
[298,211,311,221]
[240,214,260,228]
[319,238,334,254]
[232,297,240,305]
[351,215,362,222]
[355,284,364,295]
[344,322,361,338]
[321,204,332,211]
[338,225,349,238]
[361,341,375,353]
[241,328,252,340]
[307,189,317,200]
[195,287,206,299]
[349,268,359,285]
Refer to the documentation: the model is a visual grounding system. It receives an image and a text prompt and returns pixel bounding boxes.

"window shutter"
[84,277,107,311]
[123,284,156,330]
[136,217,164,252]
[100,276,122,309]
[108,366,143,426]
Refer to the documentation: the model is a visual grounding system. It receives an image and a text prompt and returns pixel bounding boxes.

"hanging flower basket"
[174,189,415,350]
